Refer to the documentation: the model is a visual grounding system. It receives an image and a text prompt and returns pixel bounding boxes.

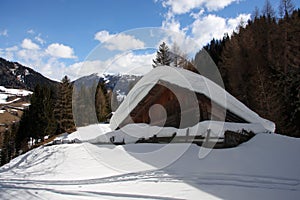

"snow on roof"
[110,66,275,132]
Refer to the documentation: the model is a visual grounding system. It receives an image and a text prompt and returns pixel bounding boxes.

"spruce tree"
[1,122,18,165]
[152,42,171,68]
[15,85,57,153]
[54,76,76,133]
[44,87,58,137]
[1,129,10,165]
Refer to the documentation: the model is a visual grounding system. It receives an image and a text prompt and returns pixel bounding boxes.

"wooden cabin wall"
[117,81,248,129]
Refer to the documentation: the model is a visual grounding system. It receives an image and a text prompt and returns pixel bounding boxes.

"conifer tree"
[15,85,57,152]
[16,107,30,151]
[1,129,10,165]
[218,7,300,136]
[55,76,76,133]
[0,124,17,165]
[152,42,171,68]
[95,82,110,122]
[44,87,58,136]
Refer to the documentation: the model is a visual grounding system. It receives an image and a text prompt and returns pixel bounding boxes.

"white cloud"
[46,43,76,59]
[158,0,250,51]
[66,60,103,80]
[40,58,67,81]
[191,13,251,46]
[0,37,77,80]
[162,11,182,33]
[94,30,145,51]
[35,34,45,45]
[161,0,238,14]
[0,46,18,60]
[27,29,35,34]
[205,0,240,12]
[0,29,8,37]
[228,13,251,30]
[21,38,40,50]
[190,9,205,19]
[106,52,155,75]
[94,30,112,42]
[65,52,155,80]
[6,46,18,52]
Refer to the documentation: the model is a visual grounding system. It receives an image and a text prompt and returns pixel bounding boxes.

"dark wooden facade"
[117,80,248,129]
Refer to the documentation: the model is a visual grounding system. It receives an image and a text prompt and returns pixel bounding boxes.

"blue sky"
[0,0,299,80]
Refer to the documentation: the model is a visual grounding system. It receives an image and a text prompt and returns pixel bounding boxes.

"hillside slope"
[0,57,58,91]
[0,125,299,200]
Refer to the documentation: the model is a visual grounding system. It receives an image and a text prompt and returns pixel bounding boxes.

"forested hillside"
[0,58,58,90]
[202,8,300,136]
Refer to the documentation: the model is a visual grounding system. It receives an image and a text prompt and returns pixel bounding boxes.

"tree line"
[203,1,299,136]
[1,75,111,165]
[152,0,299,136]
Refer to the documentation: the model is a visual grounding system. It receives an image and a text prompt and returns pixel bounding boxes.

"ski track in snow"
[0,172,300,200]
[1,171,299,189]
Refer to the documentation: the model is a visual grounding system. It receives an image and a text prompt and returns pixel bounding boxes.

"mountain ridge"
[0,57,58,91]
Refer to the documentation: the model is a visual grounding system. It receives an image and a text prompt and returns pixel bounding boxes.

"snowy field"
[1,124,300,200]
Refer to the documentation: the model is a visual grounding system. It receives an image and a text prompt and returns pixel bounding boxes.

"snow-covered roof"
[110,66,275,132]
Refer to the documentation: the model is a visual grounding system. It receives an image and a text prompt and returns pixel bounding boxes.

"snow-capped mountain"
[73,73,141,103]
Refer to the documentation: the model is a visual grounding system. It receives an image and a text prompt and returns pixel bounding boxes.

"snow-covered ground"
[0,86,32,104]
[1,124,299,200]
[86,122,270,144]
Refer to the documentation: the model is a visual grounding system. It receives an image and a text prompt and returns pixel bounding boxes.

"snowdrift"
[0,124,299,200]
[89,121,269,144]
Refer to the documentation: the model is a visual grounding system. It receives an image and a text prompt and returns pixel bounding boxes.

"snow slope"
[110,66,275,132]
[0,125,299,200]
[0,85,32,104]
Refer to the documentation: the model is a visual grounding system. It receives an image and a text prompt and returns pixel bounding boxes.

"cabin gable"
[117,80,248,129]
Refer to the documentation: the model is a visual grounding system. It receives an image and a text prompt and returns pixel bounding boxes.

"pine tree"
[1,123,18,165]
[16,107,30,151]
[152,42,171,68]
[55,76,76,133]
[15,85,57,153]
[1,129,10,165]
[44,87,58,137]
